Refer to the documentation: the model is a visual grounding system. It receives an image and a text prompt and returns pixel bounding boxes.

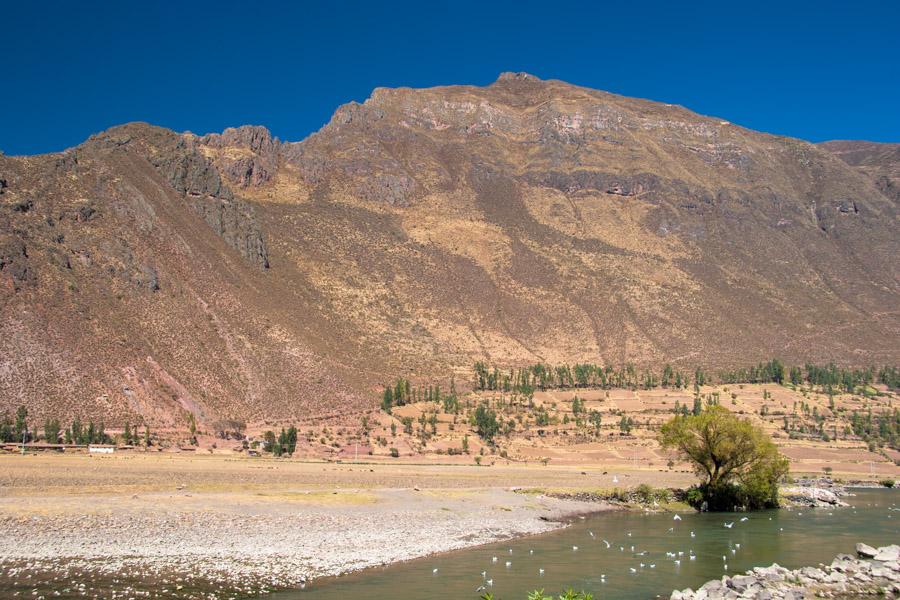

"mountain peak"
[495,71,542,82]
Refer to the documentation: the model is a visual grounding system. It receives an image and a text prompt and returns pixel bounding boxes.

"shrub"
[389,447,399,458]
[880,479,895,488]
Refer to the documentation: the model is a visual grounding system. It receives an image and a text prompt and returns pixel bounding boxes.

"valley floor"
[0,453,895,598]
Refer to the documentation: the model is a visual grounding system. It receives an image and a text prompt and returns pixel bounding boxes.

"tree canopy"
[659,405,788,510]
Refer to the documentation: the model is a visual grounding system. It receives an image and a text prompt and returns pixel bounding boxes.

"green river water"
[286,489,899,600]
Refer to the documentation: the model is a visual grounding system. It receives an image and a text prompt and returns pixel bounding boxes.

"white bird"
[603,540,611,548]
[678,551,684,556]
[432,568,438,574]
[724,522,734,528]
[627,532,633,537]
[724,564,728,571]
[667,527,674,533]
[673,514,682,521]
[740,517,749,522]
[572,546,579,551]
[640,563,645,568]
[487,579,493,587]
[509,548,513,554]
[492,556,498,563]
[735,543,741,549]
[674,559,680,565]
[722,555,727,561]
[629,568,637,573]
[613,476,619,483]
[481,571,486,578]
[731,549,736,555]
[689,555,696,561]
[619,546,624,551]
[505,561,511,568]
[690,531,695,537]
[589,531,595,537]
[666,552,676,558]
[476,585,486,593]
[649,564,656,569]
[539,568,544,575]
[530,549,534,555]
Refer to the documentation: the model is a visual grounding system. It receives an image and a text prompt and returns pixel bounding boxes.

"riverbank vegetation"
[660,406,789,511]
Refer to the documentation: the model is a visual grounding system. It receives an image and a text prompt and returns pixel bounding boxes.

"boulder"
[874,545,900,562]
[857,543,878,558]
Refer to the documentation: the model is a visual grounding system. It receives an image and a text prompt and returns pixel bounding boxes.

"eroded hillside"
[1,73,897,426]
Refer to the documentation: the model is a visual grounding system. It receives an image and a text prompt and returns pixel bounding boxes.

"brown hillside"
[1,73,897,426]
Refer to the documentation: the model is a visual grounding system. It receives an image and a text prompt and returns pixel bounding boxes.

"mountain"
[818,140,900,202]
[1,73,897,427]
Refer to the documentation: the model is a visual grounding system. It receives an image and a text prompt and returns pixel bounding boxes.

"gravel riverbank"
[0,487,608,597]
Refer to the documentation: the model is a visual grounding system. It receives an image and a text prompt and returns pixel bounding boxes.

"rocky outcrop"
[200,125,278,187]
[191,197,269,269]
[671,544,900,599]
[149,138,234,200]
[780,485,849,508]
[0,236,33,291]
[84,124,269,269]
[152,141,269,269]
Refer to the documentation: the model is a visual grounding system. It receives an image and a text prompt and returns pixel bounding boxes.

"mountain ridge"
[1,75,897,427]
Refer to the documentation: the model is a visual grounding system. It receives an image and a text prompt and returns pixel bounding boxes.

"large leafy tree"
[660,405,788,510]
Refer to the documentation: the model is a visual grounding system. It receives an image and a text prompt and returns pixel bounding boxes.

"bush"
[880,479,895,488]
[389,447,399,458]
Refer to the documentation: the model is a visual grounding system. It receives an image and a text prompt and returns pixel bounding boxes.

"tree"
[381,386,394,413]
[588,410,602,435]
[70,417,83,445]
[0,413,13,443]
[14,405,28,442]
[659,405,788,511]
[473,404,499,442]
[263,430,276,453]
[187,413,198,445]
[43,419,60,444]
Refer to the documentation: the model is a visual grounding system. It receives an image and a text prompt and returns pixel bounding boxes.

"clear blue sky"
[2,0,898,155]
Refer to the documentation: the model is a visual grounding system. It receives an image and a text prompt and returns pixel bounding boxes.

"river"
[288,488,898,599]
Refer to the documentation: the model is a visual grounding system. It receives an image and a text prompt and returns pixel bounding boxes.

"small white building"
[88,445,115,454]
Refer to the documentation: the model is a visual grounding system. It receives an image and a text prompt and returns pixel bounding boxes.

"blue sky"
[2,0,898,155]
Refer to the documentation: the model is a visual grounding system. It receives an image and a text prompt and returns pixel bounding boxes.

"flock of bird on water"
[421,501,883,595]
[461,514,752,594]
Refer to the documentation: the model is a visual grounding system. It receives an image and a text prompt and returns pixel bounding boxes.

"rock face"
[671,545,900,599]
[86,124,269,269]
[200,125,278,188]
[0,74,899,426]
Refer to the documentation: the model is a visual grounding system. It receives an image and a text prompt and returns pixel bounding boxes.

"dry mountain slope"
[1,72,897,426]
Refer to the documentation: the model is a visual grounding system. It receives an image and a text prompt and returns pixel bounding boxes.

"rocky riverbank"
[0,487,608,598]
[670,544,900,600]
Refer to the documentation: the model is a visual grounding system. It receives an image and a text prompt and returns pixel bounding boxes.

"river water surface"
[287,489,899,600]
